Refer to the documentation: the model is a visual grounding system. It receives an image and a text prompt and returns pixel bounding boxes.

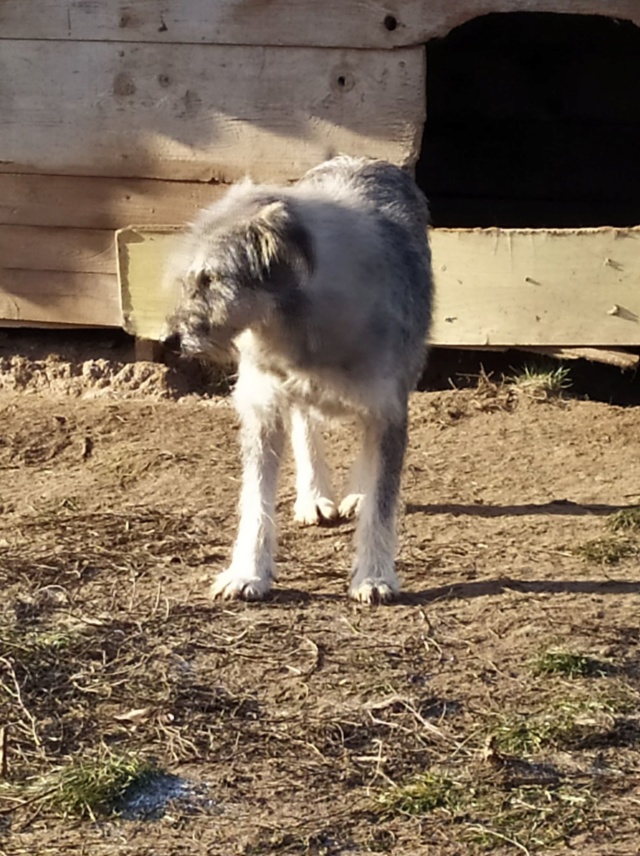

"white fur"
[290,407,338,526]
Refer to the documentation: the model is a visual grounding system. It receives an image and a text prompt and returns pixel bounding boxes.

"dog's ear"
[242,201,315,284]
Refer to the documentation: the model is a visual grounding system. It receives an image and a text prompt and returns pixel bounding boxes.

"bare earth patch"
[1,355,640,855]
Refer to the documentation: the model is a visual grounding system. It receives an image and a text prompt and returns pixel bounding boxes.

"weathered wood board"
[0,270,121,327]
[0,174,226,230]
[117,226,182,339]
[0,226,114,274]
[431,228,640,346]
[0,0,637,48]
[0,41,424,182]
[117,226,640,346]
[0,180,229,326]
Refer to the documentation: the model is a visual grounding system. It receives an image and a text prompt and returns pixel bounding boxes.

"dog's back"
[282,156,432,404]
[298,155,430,240]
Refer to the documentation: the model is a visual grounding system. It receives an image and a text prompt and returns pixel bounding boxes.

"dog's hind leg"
[349,413,408,604]
[212,399,285,601]
[338,438,369,520]
[291,406,338,526]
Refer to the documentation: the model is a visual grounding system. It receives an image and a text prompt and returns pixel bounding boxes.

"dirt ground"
[1,335,640,855]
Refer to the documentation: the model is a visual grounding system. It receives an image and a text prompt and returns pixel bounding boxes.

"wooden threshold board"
[116,225,640,347]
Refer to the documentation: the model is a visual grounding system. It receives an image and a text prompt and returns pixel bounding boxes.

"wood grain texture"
[431,228,640,346]
[117,226,640,347]
[404,0,640,44]
[0,270,121,326]
[0,0,637,47]
[0,226,115,273]
[0,41,425,182]
[0,174,227,230]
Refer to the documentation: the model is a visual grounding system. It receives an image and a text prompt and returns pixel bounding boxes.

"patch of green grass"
[487,712,568,756]
[508,363,572,399]
[377,773,595,852]
[487,698,622,756]
[607,506,640,534]
[467,781,594,852]
[532,650,611,678]
[573,536,637,565]
[377,770,463,817]
[38,752,158,819]
[14,627,76,657]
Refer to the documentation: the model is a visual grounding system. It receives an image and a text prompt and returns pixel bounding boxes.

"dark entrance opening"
[417,13,640,228]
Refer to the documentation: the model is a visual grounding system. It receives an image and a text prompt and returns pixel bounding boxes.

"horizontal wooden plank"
[0,174,226,230]
[0,270,121,327]
[0,226,115,273]
[0,0,637,48]
[0,320,113,330]
[117,226,640,346]
[431,228,640,346]
[0,41,424,182]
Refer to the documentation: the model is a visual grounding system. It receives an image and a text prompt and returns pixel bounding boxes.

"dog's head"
[163,187,314,360]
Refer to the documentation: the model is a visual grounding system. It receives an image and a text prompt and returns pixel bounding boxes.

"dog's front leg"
[212,404,285,601]
[350,413,408,604]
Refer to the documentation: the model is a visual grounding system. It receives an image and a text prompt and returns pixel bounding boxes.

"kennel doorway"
[418,12,640,229]
[419,11,640,354]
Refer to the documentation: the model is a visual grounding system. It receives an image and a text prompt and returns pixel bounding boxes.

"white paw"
[210,568,272,601]
[338,493,365,519]
[293,495,338,526]
[350,572,399,605]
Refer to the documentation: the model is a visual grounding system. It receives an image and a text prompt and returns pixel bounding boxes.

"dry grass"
[377,771,596,854]
[1,508,639,853]
[573,536,638,565]
[9,569,634,853]
[573,506,640,567]
[607,505,640,534]
[486,698,627,755]
[370,682,638,852]
[2,388,640,854]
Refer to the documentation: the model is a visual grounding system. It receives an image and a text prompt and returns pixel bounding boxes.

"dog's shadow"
[256,576,640,608]
[397,576,640,606]
[195,500,640,608]
[405,500,632,518]
[398,499,640,604]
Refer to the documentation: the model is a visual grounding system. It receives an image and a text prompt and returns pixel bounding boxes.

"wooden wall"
[1,0,638,48]
[1,0,638,330]
[0,2,427,327]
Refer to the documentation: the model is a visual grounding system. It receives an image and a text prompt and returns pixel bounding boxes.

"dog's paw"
[294,495,338,526]
[350,576,398,605]
[338,493,364,520]
[211,569,272,601]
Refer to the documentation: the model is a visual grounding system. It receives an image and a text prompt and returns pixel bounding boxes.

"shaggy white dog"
[163,156,432,603]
